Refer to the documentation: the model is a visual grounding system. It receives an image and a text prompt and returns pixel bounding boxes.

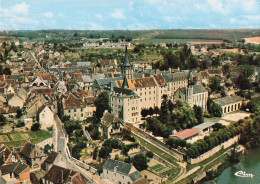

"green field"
[0,131,52,147]
[132,38,223,44]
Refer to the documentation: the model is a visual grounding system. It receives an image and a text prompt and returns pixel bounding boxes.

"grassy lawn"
[150,164,163,170]
[0,131,52,147]
[133,134,178,165]
[204,153,229,171]
[186,146,230,171]
[161,168,177,177]
[177,168,204,184]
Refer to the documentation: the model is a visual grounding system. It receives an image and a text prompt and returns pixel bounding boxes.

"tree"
[31,123,41,131]
[207,98,221,117]
[64,120,82,135]
[146,151,154,158]
[132,153,148,171]
[229,144,240,163]
[98,146,112,159]
[212,123,225,131]
[3,68,11,75]
[0,114,6,126]
[148,107,154,117]
[239,65,255,79]
[154,106,160,115]
[141,108,149,118]
[209,76,220,92]
[94,91,110,120]
[16,109,22,118]
[193,105,204,124]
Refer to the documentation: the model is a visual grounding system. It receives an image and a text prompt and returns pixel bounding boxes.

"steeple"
[121,46,131,88]
[123,46,131,67]
[122,75,129,88]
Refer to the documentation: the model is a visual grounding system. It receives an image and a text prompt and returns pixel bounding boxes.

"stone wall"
[189,135,239,164]
[36,137,54,148]
[140,146,176,168]
[193,171,206,183]
[129,124,185,161]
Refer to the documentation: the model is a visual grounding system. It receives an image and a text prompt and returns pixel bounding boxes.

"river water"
[204,147,260,184]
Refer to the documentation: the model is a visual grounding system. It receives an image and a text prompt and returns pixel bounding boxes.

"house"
[213,95,243,114]
[0,145,20,165]
[102,159,144,184]
[19,142,47,171]
[192,122,215,135]
[39,105,54,130]
[99,111,124,139]
[0,161,30,184]
[8,94,25,109]
[174,84,208,111]
[62,93,96,120]
[170,129,200,143]
[110,87,141,124]
[42,165,89,184]
[29,76,49,88]
[41,151,65,172]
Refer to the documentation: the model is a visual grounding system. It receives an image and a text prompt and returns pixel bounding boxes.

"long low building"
[192,121,215,135]
[213,95,242,114]
[170,129,200,142]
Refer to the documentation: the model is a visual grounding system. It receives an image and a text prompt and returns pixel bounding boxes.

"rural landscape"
[0,0,260,184]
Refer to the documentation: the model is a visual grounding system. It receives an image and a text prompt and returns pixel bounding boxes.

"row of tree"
[186,124,240,158]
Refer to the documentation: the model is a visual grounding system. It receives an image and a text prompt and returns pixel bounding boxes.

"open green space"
[161,168,177,177]
[133,134,178,165]
[132,38,223,44]
[186,146,230,171]
[0,131,52,147]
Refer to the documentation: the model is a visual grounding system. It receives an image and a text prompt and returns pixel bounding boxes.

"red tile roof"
[171,129,200,140]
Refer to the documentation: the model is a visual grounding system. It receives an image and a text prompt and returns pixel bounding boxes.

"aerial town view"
[0,0,259,184]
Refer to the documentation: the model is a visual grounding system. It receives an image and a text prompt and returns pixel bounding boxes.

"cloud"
[96,14,102,20]
[110,9,125,19]
[43,11,54,18]
[242,0,258,12]
[207,0,226,14]
[164,16,172,22]
[10,2,30,15]
[229,15,260,27]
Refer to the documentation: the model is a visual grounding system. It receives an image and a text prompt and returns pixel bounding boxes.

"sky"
[0,0,260,30]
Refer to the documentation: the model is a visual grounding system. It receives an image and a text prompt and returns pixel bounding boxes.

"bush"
[146,151,154,158]
[16,121,25,128]
[31,123,41,131]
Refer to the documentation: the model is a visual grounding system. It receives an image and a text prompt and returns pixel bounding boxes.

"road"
[54,115,112,184]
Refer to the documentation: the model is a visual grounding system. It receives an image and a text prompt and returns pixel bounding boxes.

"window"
[81,108,83,112]
[74,109,76,112]
[81,113,83,117]
[68,110,71,113]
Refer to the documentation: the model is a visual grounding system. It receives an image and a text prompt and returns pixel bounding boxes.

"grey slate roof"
[213,95,242,106]
[101,112,122,127]
[129,171,143,182]
[192,122,215,131]
[177,84,208,95]
[114,87,137,96]
[103,159,132,175]
[192,84,208,94]
[163,74,172,83]
[95,77,123,86]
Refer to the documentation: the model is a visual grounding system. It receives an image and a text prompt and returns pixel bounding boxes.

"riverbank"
[202,146,260,184]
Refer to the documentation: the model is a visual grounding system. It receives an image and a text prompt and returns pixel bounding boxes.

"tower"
[121,46,133,80]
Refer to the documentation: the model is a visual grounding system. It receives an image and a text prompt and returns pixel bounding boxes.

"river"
[204,147,260,184]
